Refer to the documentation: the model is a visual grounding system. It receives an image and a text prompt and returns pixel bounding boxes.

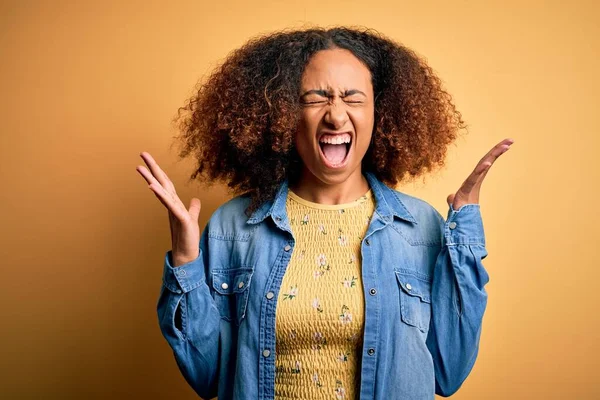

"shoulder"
[387,188,445,244]
[366,172,444,227]
[211,193,252,220]
[205,193,257,241]
[392,189,444,222]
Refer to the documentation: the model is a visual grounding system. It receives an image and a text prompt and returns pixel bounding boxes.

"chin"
[309,164,362,186]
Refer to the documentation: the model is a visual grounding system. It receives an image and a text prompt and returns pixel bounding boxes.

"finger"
[464,139,514,191]
[474,139,513,175]
[136,165,163,188]
[136,162,185,209]
[188,197,202,222]
[477,138,514,164]
[458,162,491,196]
[147,180,189,221]
[136,165,188,220]
[139,152,177,194]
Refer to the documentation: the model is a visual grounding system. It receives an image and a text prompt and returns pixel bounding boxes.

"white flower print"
[312,372,322,387]
[313,331,325,343]
[292,360,301,374]
[348,254,356,264]
[337,351,350,362]
[337,228,348,246]
[335,380,346,399]
[339,305,352,325]
[301,214,310,225]
[318,224,327,235]
[315,253,330,276]
[282,285,298,300]
[316,253,327,267]
[312,297,323,313]
[311,331,327,351]
[342,276,357,288]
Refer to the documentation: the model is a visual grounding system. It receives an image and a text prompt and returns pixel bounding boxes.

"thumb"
[447,193,455,208]
[188,197,202,221]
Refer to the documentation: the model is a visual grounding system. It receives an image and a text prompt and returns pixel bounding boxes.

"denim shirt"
[157,171,489,400]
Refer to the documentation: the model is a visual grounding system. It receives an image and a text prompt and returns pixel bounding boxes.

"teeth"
[319,133,352,145]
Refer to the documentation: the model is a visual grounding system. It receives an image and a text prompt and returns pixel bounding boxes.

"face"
[294,47,375,186]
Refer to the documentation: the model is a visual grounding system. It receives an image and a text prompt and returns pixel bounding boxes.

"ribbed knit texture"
[274,188,374,400]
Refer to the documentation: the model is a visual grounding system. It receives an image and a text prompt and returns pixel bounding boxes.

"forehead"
[301,48,373,92]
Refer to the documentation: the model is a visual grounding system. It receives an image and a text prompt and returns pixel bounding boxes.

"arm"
[157,223,220,400]
[426,203,489,397]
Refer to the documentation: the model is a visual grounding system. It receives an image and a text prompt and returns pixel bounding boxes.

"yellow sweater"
[274,188,375,400]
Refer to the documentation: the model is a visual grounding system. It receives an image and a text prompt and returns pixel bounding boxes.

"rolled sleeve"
[444,204,485,246]
[162,250,207,294]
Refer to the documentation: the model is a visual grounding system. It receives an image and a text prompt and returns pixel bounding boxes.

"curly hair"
[172,26,467,215]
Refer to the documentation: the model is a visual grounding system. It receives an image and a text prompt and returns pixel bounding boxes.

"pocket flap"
[212,268,253,295]
[395,270,432,303]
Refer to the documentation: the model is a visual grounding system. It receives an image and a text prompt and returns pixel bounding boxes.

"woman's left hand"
[447,138,514,211]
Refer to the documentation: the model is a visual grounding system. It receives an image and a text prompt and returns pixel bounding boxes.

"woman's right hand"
[136,152,202,267]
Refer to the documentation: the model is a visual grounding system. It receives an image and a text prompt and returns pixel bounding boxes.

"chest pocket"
[395,269,432,333]
[211,268,253,326]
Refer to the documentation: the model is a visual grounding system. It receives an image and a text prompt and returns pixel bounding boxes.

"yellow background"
[1,0,598,398]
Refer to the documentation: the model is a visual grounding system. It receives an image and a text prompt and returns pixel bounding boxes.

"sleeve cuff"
[162,250,207,294]
[444,204,485,246]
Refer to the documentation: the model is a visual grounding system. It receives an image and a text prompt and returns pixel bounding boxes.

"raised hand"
[447,138,514,211]
[136,152,202,267]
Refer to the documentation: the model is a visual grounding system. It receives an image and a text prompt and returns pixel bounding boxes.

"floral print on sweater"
[274,188,374,400]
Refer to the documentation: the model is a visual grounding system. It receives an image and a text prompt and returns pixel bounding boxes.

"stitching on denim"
[389,190,418,223]
[211,268,254,326]
[208,225,258,242]
[173,294,186,341]
[389,222,440,246]
[446,238,486,246]
[162,279,180,294]
[396,268,432,282]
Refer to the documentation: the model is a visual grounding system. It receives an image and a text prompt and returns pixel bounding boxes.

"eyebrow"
[300,89,367,98]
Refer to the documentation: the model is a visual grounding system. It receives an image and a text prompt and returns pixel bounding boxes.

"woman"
[136,26,513,400]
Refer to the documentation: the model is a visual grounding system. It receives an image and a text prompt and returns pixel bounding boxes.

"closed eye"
[301,100,364,105]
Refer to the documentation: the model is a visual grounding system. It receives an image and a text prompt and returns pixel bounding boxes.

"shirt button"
[221,282,229,290]
[266,292,275,299]
[369,288,377,296]
[365,239,371,246]
[263,349,271,357]
[367,348,375,356]
[406,283,412,290]
[238,281,244,289]
[275,216,282,222]
[284,245,291,252]
[178,269,186,276]
[449,222,457,230]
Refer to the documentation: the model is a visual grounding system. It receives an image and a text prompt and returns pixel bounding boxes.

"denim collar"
[246,171,418,226]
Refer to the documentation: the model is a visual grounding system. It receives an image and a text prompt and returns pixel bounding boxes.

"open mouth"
[318,133,352,167]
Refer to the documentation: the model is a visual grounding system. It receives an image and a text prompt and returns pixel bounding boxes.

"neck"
[289,167,370,205]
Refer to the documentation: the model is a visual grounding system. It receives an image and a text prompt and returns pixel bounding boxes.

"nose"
[323,99,349,129]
